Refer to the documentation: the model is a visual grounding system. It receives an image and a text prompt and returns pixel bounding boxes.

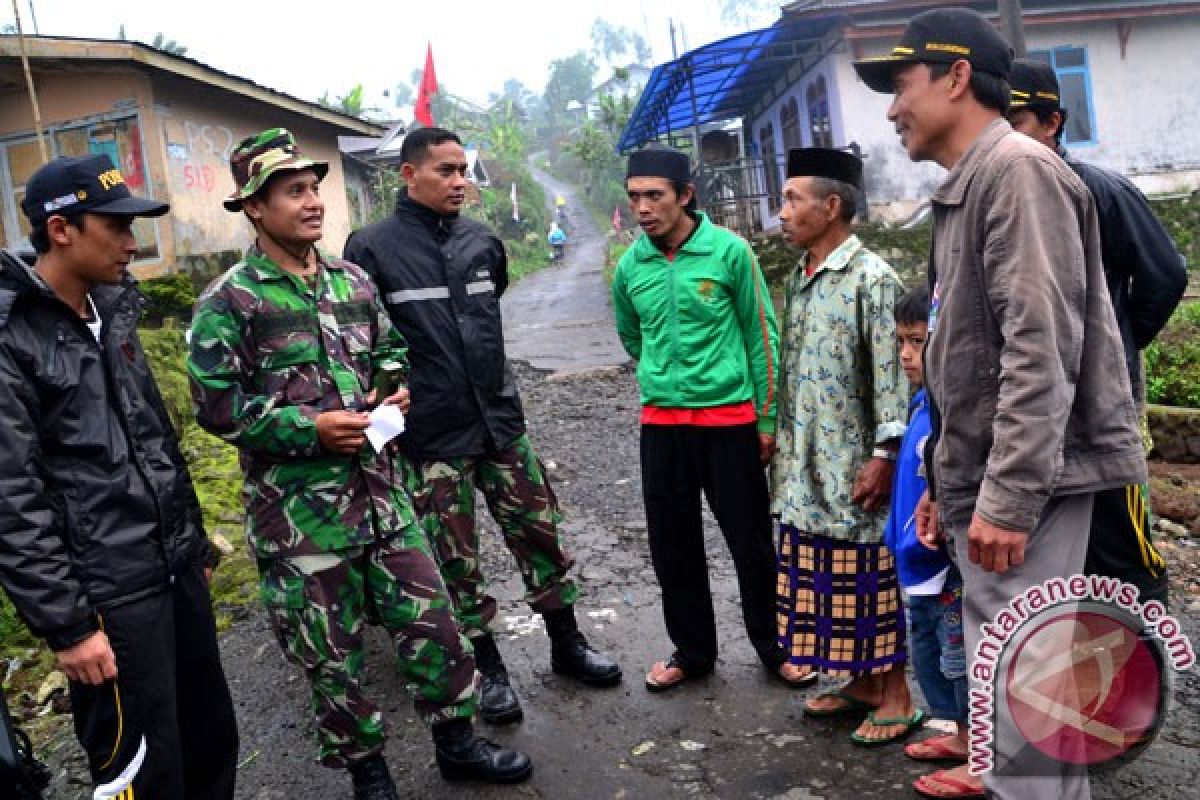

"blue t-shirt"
[884,389,950,591]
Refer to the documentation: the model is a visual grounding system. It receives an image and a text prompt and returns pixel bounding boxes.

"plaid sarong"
[776,524,907,677]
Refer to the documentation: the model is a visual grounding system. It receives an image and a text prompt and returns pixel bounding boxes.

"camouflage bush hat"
[224,127,328,211]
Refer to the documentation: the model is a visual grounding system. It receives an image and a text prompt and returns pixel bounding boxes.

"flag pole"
[11,0,48,163]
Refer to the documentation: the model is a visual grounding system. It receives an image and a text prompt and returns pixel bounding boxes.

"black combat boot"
[470,633,522,724]
[544,606,623,687]
[347,754,399,800]
[432,718,533,784]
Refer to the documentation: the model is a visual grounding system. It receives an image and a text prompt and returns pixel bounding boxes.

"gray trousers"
[949,493,1095,800]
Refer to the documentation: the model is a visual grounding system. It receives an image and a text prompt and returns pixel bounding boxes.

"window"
[806,76,833,148]
[780,97,803,151]
[3,115,159,260]
[1029,47,1097,146]
[759,123,781,212]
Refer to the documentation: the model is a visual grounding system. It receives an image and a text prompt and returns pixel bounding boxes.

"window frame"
[1028,46,1099,147]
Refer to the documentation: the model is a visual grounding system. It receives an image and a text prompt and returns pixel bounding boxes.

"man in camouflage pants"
[345,127,622,726]
[188,128,532,798]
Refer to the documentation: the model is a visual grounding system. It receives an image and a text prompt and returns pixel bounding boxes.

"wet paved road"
[499,168,629,373]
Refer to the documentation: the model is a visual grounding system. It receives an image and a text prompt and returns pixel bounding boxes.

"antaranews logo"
[967,575,1194,777]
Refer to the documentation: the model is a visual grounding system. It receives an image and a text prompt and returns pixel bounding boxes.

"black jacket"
[0,250,212,651]
[1065,153,1188,401]
[344,192,525,459]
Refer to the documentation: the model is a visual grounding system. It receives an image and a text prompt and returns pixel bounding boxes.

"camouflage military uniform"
[189,246,477,768]
[412,435,579,639]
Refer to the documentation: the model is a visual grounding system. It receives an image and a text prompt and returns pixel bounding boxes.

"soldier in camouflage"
[187,128,532,798]
[344,127,623,727]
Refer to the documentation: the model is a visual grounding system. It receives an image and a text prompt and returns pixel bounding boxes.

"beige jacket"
[925,119,1146,532]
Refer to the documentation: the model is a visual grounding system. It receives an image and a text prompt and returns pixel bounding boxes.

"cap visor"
[90,196,170,218]
[852,57,912,94]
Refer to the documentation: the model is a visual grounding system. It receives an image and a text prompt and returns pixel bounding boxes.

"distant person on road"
[771,147,920,746]
[1006,58,1186,606]
[611,146,793,692]
[344,126,622,730]
[548,222,567,260]
[0,154,238,799]
[189,128,532,797]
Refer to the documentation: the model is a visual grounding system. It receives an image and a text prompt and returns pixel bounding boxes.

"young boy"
[883,287,972,794]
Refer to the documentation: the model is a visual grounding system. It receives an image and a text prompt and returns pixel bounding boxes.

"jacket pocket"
[254,332,323,405]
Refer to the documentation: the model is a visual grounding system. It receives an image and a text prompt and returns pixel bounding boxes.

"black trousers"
[640,423,785,674]
[69,563,239,799]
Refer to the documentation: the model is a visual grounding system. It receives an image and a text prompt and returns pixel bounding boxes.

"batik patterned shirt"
[771,234,908,543]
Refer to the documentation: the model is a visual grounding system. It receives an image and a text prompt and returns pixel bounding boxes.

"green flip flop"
[802,689,880,718]
[849,708,928,747]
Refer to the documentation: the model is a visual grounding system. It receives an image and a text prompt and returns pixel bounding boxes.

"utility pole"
[998,0,1027,58]
[669,18,679,59]
[11,0,48,164]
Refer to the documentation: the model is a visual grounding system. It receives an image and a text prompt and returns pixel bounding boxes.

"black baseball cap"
[853,7,1014,93]
[1009,59,1063,111]
[21,154,168,228]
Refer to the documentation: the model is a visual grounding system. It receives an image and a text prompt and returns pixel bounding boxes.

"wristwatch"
[872,447,897,461]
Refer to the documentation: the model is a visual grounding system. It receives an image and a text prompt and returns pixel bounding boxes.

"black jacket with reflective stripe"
[0,250,213,651]
[344,193,525,459]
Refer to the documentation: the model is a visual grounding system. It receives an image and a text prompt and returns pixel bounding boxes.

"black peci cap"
[21,154,168,228]
[1008,59,1063,112]
[853,7,1013,94]
[786,147,863,190]
[626,147,691,183]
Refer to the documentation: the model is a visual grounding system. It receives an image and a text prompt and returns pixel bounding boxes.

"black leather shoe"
[479,668,523,724]
[551,631,623,687]
[436,735,533,784]
[348,754,398,800]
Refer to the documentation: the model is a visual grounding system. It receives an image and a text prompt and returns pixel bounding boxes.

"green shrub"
[138,271,197,325]
[1145,301,1200,408]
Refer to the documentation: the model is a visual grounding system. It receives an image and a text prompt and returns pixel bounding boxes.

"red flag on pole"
[415,43,438,127]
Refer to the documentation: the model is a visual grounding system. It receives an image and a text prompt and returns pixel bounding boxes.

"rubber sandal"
[645,655,691,693]
[905,734,969,763]
[848,708,927,747]
[913,769,985,799]
[773,664,819,689]
[802,689,880,718]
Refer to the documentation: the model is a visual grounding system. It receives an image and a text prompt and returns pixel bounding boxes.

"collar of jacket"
[932,117,1012,208]
[395,189,460,233]
[629,211,716,262]
[799,233,863,279]
[244,243,341,284]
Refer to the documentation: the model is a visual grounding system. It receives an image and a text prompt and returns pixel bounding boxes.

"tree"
[151,33,188,56]
[718,0,779,27]
[590,19,651,67]
[318,84,370,118]
[388,82,413,108]
[542,52,597,131]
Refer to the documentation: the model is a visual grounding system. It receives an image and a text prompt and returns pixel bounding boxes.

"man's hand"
[967,513,1028,574]
[316,410,370,454]
[383,386,411,414]
[915,490,943,550]
[204,566,213,584]
[758,433,776,466]
[56,631,117,686]
[851,457,894,512]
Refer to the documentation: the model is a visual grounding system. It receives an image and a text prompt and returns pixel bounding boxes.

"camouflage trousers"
[412,433,579,639]
[257,522,478,769]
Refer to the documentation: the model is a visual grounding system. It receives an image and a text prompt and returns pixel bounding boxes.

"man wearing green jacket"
[612,147,791,692]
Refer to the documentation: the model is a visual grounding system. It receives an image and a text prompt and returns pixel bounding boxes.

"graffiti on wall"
[167,120,237,194]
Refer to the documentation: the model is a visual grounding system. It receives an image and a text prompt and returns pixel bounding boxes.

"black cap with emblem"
[1008,59,1063,112]
[21,154,168,228]
[853,7,1013,94]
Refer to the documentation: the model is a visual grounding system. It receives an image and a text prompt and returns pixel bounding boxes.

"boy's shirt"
[884,388,950,594]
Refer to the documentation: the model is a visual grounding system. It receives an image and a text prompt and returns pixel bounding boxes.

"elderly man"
[854,9,1148,799]
[771,147,919,746]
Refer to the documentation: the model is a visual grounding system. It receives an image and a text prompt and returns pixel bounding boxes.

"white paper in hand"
[365,403,406,452]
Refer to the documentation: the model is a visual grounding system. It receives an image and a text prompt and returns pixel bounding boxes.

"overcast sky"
[3,0,780,111]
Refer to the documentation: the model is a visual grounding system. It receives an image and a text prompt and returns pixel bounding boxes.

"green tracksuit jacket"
[611,212,779,434]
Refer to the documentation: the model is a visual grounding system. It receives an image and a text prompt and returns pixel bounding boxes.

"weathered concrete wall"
[148,73,357,276]
[1148,404,1200,464]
